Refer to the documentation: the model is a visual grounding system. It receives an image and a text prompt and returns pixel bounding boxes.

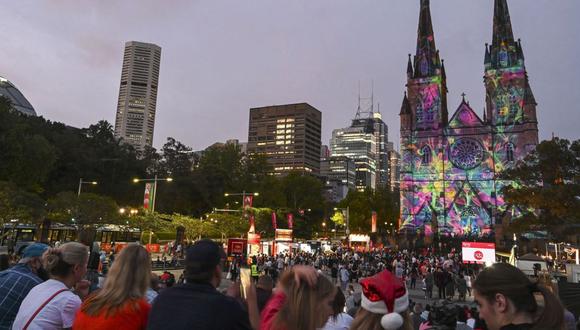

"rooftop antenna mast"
[354,80,376,119]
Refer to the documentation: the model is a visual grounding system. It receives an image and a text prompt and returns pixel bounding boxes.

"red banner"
[243,195,253,209]
[249,214,256,233]
[371,211,377,233]
[271,212,277,230]
[298,209,305,216]
[143,183,152,210]
[287,213,293,229]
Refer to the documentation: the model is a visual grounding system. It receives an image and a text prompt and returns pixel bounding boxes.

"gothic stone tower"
[399,0,538,237]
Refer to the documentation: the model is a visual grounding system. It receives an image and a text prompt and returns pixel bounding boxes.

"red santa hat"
[360,270,409,330]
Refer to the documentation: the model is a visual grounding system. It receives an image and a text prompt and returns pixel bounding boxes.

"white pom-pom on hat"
[381,312,404,330]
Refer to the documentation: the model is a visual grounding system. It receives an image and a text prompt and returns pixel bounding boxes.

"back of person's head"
[43,242,88,277]
[456,306,467,323]
[331,287,346,320]
[184,239,225,284]
[257,274,273,291]
[274,268,336,330]
[472,263,564,330]
[81,244,151,316]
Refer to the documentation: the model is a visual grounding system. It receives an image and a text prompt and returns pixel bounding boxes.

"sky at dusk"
[1,0,579,151]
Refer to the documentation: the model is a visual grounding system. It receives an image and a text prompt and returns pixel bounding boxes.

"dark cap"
[185,240,226,277]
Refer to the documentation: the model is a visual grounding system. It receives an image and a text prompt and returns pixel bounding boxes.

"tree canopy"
[501,138,580,240]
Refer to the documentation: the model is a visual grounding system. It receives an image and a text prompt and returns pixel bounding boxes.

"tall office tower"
[387,142,401,191]
[321,156,356,202]
[330,99,389,191]
[114,41,161,152]
[247,103,322,175]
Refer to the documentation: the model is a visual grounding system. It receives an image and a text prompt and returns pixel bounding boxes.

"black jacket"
[147,282,252,330]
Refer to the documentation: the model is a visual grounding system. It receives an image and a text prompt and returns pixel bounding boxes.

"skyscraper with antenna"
[330,82,390,190]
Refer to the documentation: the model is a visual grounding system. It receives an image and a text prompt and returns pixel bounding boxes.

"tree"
[501,138,580,240]
[0,181,46,225]
[47,192,121,226]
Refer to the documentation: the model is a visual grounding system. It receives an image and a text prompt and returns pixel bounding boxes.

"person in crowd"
[424,268,434,300]
[350,270,412,330]
[536,271,576,330]
[456,274,468,302]
[444,268,455,301]
[260,265,335,330]
[256,274,273,313]
[472,263,564,330]
[435,267,446,300]
[12,242,90,330]
[330,263,338,284]
[320,287,353,330]
[0,243,49,330]
[148,239,258,330]
[73,244,151,330]
[465,270,473,297]
[339,265,349,291]
[455,307,471,330]
[410,303,423,330]
[0,254,9,271]
[146,273,160,304]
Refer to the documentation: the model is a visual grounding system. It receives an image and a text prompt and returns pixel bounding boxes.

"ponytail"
[532,285,564,330]
[42,242,88,277]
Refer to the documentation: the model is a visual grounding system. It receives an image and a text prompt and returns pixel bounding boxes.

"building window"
[421,145,432,165]
[505,143,514,162]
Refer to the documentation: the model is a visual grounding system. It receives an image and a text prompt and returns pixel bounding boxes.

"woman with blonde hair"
[13,242,90,330]
[260,265,336,330]
[73,244,151,330]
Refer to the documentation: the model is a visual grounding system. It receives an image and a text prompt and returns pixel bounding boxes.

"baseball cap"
[21,243,49,258]
[185,240,226,276]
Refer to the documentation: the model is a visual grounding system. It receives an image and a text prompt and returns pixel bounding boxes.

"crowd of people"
[0,239,577,330]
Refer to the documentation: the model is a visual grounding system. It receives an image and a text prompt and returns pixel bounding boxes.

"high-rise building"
[247,103,322,175]
[321,156,356,202]
[387,142,401,191]
[399,0,538,236]
[330,111,389,191]
[114,41,161,152]
[0,76,36,116]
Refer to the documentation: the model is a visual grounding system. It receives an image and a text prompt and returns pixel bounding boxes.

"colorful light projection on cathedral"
[415,81,441,129]
[486,67,526,125]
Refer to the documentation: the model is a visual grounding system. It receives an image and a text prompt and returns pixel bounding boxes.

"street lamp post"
[77,178,97,196]
[224,191,259,227]
[133,175,173,244]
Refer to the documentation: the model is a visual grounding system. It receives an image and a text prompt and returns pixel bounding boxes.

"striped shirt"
[0,263,43,330]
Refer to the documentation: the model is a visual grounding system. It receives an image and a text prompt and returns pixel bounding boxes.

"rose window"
[449,138,484,170]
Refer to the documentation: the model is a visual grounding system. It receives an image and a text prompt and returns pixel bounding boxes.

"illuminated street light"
[78,178,98,196]
[119,208,126,214]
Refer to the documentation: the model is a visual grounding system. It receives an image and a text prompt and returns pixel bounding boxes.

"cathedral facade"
[399,0,539,236]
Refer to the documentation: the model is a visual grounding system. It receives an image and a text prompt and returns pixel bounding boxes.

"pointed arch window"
[505,143,515,162]
[421,145,432,165]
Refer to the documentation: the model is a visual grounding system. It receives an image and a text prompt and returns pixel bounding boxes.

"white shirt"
[340,268,349,282]
[321,313,353,330]
[12,279,81,330]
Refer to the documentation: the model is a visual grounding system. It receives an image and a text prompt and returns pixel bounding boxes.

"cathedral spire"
[407,54,414,78]
[400,92,411,115]
[488,0,523,69]
[492,0,515,47]
[414,0,440,77]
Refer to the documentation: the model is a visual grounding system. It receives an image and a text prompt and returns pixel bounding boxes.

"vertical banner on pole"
[287,214,293,229]
[143,183,152,210]
[243,195,254,209]
[271,212,277,230]
[371,211,377,233]
[249,214,256,233]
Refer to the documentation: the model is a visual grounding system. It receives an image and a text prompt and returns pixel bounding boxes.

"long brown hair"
[81,244,151,317]
[472,263,564,330]
[273,269,336,330]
